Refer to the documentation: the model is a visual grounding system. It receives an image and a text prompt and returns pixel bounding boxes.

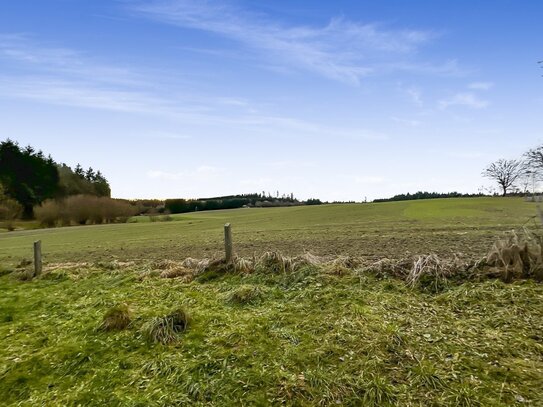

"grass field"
[1,197,542,406]
[0,197,538,266]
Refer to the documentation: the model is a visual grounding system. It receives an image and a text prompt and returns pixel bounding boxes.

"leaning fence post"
[34,240,42,277]
[224,223,233,263]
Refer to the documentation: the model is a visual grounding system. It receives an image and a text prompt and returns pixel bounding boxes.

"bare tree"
[482,159,526,196]
[524,145,543,173]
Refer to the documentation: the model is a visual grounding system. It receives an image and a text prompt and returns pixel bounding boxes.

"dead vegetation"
[152,260,195,281]
[484,229,543,282]
[26,229,543,289]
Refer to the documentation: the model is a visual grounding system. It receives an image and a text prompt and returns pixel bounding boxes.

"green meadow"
[1,197,542,406]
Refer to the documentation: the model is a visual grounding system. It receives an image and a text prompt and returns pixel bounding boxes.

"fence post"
[34,240,42,277]
[224,223,233,263]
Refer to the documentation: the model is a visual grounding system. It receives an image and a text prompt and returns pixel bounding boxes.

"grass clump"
[226,284,264,305]
[142,308,190,345]
[486,229,543,282]
[407,254,455,292]
[15,269,34,281]
[233,256,254,273]
[99,303,131,331]
[355,373,397,406]
[257,251,293,273]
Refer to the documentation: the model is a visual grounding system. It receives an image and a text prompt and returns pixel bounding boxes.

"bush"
[34,200,61,227]
[0,197,22,231]
[34,195,138,227]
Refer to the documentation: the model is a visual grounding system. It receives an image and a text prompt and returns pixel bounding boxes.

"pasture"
[1,197,542,406]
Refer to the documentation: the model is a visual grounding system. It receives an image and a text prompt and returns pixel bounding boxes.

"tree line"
[165,193,301,214]
[373,191,485,203]
[483,144,543,196]
[0,139,119,228]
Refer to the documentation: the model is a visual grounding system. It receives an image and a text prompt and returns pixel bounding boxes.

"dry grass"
[181,257,210,272]
[365,258,413,277]
[406,254,458,292]
[258,251,293,273]
[99,304,131,331]
[233,256,255,273]
[485,229,543,282]
[159,266,194,280]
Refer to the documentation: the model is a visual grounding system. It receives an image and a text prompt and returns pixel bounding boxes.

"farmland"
[1,197,542,406]
[0,197,537,265]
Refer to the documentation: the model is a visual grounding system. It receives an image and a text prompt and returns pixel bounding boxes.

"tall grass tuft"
[257,251,293,273]
[142,308,190,345]
[486,229,543,282]
[99,303,131,331]
[356,373,397,406]
[407,254,453,292]
[226,284,263,305]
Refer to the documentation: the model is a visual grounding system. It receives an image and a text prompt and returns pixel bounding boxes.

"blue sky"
[0,0,541,201]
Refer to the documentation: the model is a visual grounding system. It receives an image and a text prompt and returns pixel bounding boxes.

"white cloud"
[131,1,452,85]
[468,81,494,90]
[439,92,489,109]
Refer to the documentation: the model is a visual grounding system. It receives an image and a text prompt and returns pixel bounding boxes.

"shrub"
[0,196,23,230]
[34,200,61,227]
[34,195,138,227]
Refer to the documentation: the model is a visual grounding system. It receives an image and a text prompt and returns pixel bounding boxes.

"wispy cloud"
[0,34,144,86]
[130,0,453,85]
[0,35,389,142]
[439,92,489,109]
[405,87,423,106]
[468,81,494,90]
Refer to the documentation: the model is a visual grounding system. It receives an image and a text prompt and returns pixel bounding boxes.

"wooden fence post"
[224,223,233,263]
[34,240,42,277]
